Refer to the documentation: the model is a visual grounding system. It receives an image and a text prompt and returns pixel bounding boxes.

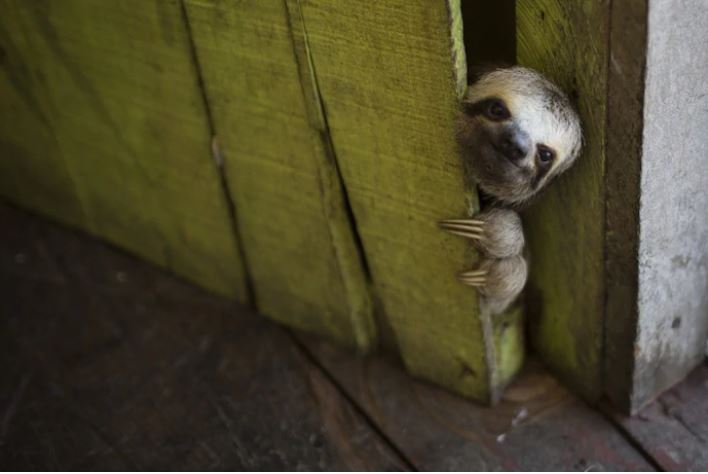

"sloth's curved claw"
[459,269,488,277]
[458,277,487,287]
[439,218,485,241]
[458,269,487,287]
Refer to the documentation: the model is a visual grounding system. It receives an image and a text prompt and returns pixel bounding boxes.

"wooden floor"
[1,202,706,471]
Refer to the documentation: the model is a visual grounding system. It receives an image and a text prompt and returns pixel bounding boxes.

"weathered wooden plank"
[0,0,247,298]
[610,363,708,471]
[603,0,648,413]
[301,336,655,471]
[0,203,408,471]
[0,24,85,229]
[182,0,374,350]
[296,0,523,402]
[520,0,708,413]
[517,0,609,400]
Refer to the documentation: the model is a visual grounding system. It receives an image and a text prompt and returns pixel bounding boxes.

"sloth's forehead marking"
[467,67,582,168]
[512,95,576,161]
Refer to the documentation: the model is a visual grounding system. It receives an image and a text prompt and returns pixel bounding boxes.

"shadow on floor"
[1,202,705,470]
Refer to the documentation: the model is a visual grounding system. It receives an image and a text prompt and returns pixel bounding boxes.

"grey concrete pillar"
[607,0,708,413]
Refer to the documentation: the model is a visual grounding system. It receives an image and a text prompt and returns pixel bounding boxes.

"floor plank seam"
[287,330,418,471]
[657,397,706,443]
[597,403,665,472]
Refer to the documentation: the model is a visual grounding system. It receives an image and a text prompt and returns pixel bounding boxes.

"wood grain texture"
[517,0,609,400]
[181,0,375,350]
[0,203,407,471]
[0,20,85,230]
[0,0,247,299]
[295,0,524,403]
[301,337,654,471]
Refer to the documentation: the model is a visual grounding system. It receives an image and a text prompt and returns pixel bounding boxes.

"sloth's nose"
[498,132,530,163]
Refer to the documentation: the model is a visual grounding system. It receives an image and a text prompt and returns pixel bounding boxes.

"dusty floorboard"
[1,201,706,470]
[610,363,708,471]
[0,203,406,470]
[300,339,654,471]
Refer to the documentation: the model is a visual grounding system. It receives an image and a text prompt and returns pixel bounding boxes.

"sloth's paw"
[458,255,528,315]
[439,207,524,259]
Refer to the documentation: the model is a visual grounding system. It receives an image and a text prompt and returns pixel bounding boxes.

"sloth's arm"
[440,207,524,259]
[458,255,528,315]
[440,207,527,314]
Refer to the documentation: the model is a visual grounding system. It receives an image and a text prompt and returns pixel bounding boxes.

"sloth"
[441,67,583,315]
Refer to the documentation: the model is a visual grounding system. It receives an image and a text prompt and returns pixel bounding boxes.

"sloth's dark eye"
[537,145,555,165]
[485,99,510,121]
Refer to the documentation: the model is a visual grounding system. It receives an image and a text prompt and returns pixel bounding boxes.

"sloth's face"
[456,67,582,206]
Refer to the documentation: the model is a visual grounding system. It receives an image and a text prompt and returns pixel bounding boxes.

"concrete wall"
[634,0,708,408]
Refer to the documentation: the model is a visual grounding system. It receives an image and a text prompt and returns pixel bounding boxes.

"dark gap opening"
[459,2,545,366]
[460,0,516,82]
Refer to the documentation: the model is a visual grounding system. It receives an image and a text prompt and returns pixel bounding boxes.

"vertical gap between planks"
[178,0,256,305]
[460,0,516,76]
[457,0,524,402]
[290,0,372,280]
[448,0,501,401]
[600,0,614,409]
[602,0,649,413]
[284,0,379,352]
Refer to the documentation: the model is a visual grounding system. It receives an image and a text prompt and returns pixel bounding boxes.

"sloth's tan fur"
[460,67,582,203]
[443,67,582,315]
